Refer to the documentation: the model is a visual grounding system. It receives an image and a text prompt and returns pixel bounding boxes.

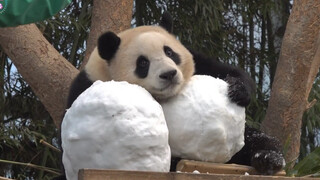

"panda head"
[85,16,194,100]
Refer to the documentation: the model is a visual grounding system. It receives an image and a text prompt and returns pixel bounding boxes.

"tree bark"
[0,24,78,127]
[81,0,133,69]
[262,1,320,164]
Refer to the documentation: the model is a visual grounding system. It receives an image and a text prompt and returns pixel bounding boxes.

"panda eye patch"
[135,56,150,78]
[164,46,181,65]
[164,46,173,57]
[137,56,149,67]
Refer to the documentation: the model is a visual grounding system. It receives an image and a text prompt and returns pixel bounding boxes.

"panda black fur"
[62,12,285,177]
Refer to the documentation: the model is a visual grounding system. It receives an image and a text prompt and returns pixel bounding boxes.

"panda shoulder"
[67,70,93,109]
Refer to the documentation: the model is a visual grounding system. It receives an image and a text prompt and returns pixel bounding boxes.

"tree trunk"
[262,0,320,164]
[248,5,255,82]
[258,15,266,100]
[81,0,133,69]
[0,24,78,127]
[266,0,290,88]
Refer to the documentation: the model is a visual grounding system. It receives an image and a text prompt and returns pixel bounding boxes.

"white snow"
[161,75,246,163]
[254,152,262,158]
[192,170,201,174]
[61,81,171,180]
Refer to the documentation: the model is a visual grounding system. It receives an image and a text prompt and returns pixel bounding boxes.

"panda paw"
[225,75,251,107]
[251,150,286,175]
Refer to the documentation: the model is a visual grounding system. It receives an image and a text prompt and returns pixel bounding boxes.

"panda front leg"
[189,49,255,107]
[228,125,286,175]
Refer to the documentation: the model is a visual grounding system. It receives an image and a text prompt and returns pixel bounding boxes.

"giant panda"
[62,12,285,177]
[66,25,194,108]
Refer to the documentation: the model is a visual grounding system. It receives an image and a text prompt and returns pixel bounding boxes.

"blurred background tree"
[1,0,320,179]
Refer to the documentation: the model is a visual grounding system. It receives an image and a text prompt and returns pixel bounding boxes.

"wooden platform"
[78,169,313,180]
[78,160,313,180]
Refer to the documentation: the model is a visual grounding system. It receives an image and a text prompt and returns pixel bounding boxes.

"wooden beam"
[78,169,311,180]
[176,160,286,176]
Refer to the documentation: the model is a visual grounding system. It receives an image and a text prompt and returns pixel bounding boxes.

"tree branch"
[0,24,78,127]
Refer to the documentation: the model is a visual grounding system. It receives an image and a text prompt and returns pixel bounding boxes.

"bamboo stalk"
[0,159,61,175]
[0,177,14,180]
[39,139,61,153]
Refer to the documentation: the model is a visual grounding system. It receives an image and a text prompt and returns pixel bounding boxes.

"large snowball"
[62,81,171,180]
[161,75,245,163]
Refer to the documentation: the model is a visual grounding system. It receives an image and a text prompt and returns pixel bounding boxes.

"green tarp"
[0,0,71,27]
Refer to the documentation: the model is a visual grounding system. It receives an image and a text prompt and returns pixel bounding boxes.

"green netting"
[0,0,71,27]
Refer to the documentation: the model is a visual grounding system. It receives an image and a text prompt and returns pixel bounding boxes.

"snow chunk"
[161,75,245,163]
[193,170,200,174]
[62,81,171,180]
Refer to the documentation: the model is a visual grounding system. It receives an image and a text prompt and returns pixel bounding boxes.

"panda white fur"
[60,12,285,179]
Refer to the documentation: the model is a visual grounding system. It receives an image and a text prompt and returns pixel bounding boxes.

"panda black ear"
[160,11,173,33]
[97,32,121,61]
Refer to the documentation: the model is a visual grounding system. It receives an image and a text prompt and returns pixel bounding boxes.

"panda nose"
[159,70,177,81]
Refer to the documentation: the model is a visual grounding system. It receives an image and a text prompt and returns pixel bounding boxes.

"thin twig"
[306,99,317,111]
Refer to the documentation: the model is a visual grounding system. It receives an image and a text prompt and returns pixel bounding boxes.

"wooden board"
[78,169,312,180]
[176,160,286,176]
